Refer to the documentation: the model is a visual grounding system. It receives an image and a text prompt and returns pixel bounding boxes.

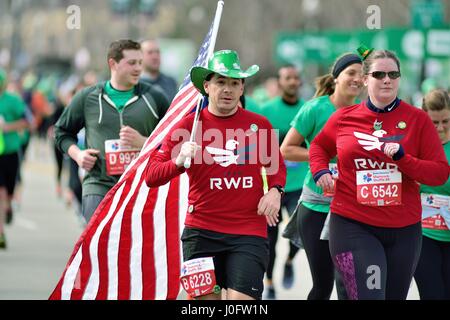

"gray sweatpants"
[81,194,104,223]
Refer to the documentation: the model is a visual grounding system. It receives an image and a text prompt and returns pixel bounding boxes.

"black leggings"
[53,142,64,184]
[297,204,347,300]
[329,213,422,300]
[414,235,450,300]
[68,159,82,206]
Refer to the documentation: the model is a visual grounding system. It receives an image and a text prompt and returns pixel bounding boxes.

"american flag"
[49,22,216,300]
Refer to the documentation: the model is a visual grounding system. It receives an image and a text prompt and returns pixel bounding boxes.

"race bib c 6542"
[356,169,402,206]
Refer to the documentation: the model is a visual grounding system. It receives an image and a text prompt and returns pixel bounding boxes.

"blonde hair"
[313,74,335,98]
[422,88,450,112]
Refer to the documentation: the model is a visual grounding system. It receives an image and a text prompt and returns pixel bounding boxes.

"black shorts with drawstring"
[181,227,269,299]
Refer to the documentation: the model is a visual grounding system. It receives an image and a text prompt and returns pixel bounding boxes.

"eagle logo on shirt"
[354,130,387,151]
[206,139,240,167]
[354,130,405,151]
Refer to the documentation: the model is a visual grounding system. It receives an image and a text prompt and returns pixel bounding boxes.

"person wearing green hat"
[0,68,30,249]
[145,50,286,300]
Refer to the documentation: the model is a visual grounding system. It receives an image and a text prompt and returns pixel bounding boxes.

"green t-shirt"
[0,91,26,154]
[420,141,450,242]
[290,95,337,212]
[244,95,262,114]
[104,81,135,113]
[259,96,308,192]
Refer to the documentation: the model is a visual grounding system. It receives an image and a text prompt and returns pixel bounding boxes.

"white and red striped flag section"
[49,1,224,300]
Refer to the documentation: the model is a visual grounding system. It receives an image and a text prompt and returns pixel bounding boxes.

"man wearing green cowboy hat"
[0,68,29,249]
[145,50,286,300]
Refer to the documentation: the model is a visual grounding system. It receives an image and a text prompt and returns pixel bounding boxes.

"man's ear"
[108,58,117,71]
[203,80,209,95]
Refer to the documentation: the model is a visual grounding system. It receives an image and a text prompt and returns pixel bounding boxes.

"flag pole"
[184,0,224,169]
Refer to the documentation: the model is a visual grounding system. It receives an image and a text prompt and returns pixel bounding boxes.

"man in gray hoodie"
[55,39,169,223]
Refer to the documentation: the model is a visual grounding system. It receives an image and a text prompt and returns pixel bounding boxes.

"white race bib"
[421,193,450,209]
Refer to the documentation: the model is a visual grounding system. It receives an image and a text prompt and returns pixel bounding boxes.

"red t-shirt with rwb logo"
[144,107,286,237]
[310,100,449,228]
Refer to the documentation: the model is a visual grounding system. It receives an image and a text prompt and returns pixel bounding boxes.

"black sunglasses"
[369,71,401,80]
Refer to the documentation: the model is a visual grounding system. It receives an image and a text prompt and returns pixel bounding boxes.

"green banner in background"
[411,0,445,29]
[275,25,450,102]
[275,27,450,65]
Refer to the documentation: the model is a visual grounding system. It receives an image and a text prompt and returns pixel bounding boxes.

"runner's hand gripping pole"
[184,96,207,169]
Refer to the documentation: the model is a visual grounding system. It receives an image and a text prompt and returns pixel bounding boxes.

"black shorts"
[0,152,20,196]
[181,227,269,300]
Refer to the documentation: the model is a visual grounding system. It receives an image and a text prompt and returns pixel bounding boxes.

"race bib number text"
[105,139,140,176]
[356,169,402,206]
[180,257,217,298]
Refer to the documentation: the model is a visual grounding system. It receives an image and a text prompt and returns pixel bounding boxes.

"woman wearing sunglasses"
[414,89,450,300]
[309,49,450,299]
[280,52,363,299]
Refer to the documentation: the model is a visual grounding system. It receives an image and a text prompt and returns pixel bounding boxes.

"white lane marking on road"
[14,217,38,231]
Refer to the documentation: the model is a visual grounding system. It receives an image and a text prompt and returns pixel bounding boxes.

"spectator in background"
[252,77,279,106]
[0,68,30,248]
[140,39,178,102]
[257,65,308,299]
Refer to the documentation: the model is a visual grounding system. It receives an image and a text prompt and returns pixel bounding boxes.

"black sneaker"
[0,233,6,249]
[6,208,13,225]
[282,263,294,289]
[265,286,276,300]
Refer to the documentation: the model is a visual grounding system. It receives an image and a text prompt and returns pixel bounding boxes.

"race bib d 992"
[105,139,140,176]
[356,169,402,206]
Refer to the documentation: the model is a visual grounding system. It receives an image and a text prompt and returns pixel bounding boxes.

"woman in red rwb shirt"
[310,49,449,300]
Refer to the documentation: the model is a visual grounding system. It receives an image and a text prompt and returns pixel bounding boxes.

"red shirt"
[310,100,449,227]
[145,107,286,237]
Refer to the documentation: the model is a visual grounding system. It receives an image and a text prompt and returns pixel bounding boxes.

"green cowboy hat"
[190,50,259,96]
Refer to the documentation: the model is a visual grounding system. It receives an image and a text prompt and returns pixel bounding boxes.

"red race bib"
[422,215,448,230]
[180,257,218,298]
[356,169,402,206]
[105,139,140,176]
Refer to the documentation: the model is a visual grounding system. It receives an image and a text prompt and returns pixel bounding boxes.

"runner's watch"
[272,185,285,196]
